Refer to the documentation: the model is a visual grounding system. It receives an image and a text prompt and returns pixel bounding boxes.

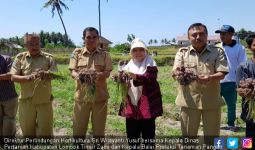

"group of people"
[0,23,255,149]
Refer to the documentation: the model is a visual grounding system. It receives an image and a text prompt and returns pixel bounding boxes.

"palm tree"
[148,39,153,46]
[43,0,70,40]
[127,34,135,43]
[154,39,158,45]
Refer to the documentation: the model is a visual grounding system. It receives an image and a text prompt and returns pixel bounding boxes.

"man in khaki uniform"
[11,33,57,137]
[69,27,112,140]
[172,23,228,144]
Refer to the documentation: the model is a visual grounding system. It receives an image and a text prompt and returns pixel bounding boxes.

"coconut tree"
[43,0,71,40]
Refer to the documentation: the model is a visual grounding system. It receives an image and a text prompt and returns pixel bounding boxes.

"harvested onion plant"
[237,78,255,120]
[33,68,64,87]
[172,66,197,85]
[33,68,65,80]
[78,69,97,102]
[31,68,65,99]
[112,60,130,105]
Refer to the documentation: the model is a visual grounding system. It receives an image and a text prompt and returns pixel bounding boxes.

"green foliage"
[0,37,24,50]
[240,39,247,48]
[53,45,177,65]
[127,34,135,43]
[54,55,70,64]
[43,0,69,17]
[153,56,175,66]
[39,31,75,48]
[0,31,75,51]
[44,43,55,49]
[236,28,254,40]
[110,43,130,53]
[108,55,131,65]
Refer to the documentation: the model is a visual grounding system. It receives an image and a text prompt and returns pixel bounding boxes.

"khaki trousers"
[0,97,18,136]
[73,100,107,137]
[180,107,221,136]
[19,99,53,136]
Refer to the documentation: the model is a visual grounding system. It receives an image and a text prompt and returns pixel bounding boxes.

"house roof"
[0,41,22,49]
[99,36,112,44]
[176,35,189,41]
[208,35,220,41]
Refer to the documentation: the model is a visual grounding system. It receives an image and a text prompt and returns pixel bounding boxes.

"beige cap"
[130,38,147,52]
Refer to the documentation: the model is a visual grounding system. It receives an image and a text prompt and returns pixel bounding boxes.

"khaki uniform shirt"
[10,51,57,104]
[69,47,113,102]
[173,45,228,110]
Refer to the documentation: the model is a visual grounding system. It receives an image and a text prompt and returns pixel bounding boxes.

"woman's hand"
[128,72,137,80]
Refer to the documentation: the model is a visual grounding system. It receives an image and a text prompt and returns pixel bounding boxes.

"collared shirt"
[173,45,229,110]
[69,47,113,102]
[10,51,57,104]
[0,55,18,101]
[217,41,247,83]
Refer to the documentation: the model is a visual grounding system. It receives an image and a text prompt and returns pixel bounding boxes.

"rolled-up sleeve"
[69,50,78,70]
[104,52,113,72]
[10,55,22,75]
[172,50,183,71]
[49,56,58,72]
[215,49,228,73]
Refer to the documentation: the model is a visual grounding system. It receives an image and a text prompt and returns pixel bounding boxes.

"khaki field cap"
[130,38,147,52]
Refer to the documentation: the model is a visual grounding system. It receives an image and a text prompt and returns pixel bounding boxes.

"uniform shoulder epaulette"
[70,48,83,59]
[73,48,83,54]
[214,43,223,49]
[214,45,224,51]
[215,42,222,47]
[207,44,223,51]
[98,47,108,51]
[16,51,27,59]
[41,51,53,57]
[178,46,189,52]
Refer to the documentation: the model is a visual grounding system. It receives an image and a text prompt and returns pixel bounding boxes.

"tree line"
[0,31,75,50]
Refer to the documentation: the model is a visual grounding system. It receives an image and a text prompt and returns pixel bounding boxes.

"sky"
[0,0,254,46]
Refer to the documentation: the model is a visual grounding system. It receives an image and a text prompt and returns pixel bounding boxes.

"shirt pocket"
[21,63,32,75]
[39,60,50,71]
[77,56,88,68]
[204,58,215,73]
[94,60,105,72]
[184,62,197,74]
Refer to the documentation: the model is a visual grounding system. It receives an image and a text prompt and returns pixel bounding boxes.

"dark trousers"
[126,118,155,150]
[221,82,237,126]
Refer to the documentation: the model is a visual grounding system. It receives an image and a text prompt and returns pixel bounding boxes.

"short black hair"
[82,27,99,39]
[246,33,255,48]
[187,23,208,35]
